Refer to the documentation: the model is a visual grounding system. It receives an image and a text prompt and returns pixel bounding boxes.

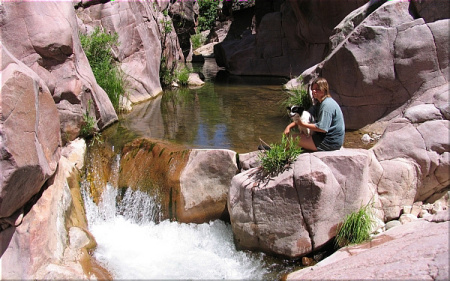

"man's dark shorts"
[312,133,341,151]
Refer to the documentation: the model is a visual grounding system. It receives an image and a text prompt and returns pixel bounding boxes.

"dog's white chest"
[291,110,314,136]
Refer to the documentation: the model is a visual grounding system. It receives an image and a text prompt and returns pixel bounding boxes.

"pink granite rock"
[0,44,61,226]
[286,219,449,280]
[0,1,118,144]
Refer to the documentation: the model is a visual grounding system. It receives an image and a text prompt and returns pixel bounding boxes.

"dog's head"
[287,105,305,118]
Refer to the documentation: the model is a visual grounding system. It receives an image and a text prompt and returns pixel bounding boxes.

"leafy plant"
[80,100,97,138]
[335,203,376,248]
[160,10,173,34]
[191,33,206,50]
[197,0,219,32]
[282,78,312,111]
[158,9,177,87]
[160,56,174,87]
[259,135,303,176]
[176,66,191,86]
[80,27,126,112]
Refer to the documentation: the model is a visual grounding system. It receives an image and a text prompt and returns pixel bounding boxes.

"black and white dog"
[287,105,315,136]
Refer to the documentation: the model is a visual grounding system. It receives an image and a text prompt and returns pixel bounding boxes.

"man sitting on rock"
[284,77,345,151]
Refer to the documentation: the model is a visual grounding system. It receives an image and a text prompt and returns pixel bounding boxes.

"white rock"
[399,214,418,224]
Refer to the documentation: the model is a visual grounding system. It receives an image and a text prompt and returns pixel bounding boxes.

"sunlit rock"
[0,1,118,144]
[187,73,205,87]
[0,44,61,231]
[76,0,187,104]
[229,149,376,258]
[119,138,237,223]
[179,149,237,223]
[286,219,449,280]
[297,0,449,130]
[1,139,111,280]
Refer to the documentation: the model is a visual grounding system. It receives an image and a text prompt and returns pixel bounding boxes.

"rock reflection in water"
[119,58,374,154]
[121,71,289,153]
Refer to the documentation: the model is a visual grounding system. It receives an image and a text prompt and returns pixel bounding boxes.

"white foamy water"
[82,184,268,280]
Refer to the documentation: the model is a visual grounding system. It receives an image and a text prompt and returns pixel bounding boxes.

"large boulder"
[229,149,377,258]
[76,1,185,104]
[214,0,367,76]
[1,139,111,280]
[117,138,237,223]
[0,1,118,144]
[297,0,449,130]
[286,219,449,280]
[0,44,61,233]
[179,149,238,223]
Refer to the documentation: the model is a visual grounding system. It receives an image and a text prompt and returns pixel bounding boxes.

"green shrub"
[282,78,312,111]
[191,33,206,50]
[259,135,303,176]
[80,100,97,138]
[335,203,376,248]
[198,0,219,32]
[160,9,173,34]
[160,56,174,87]
[176,66,191,86]
[80,111,96,138]
[80,27,125,112]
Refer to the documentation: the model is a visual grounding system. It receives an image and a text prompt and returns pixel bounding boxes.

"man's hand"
[284,127,291,135]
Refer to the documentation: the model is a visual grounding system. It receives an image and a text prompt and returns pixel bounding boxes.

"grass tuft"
[176,66,191,86]
[281,77,312,111]
[335,203,376,248]
[259,135,303,177]
[191,33,206,50]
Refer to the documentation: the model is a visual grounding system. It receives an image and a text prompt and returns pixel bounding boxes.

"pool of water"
[111,58,374,153]
[116,59,291,153]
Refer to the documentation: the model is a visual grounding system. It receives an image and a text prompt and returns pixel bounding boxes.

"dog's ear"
[286,106,291,110]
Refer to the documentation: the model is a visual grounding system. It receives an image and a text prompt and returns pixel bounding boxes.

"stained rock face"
[118,138,237,223]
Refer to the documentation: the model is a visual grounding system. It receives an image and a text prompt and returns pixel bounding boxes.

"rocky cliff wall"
[76,1,187,104]
[214,0,367,76]
[0,0,188,247]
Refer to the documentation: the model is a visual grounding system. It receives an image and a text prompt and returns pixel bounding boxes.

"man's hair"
[311,77,331,99]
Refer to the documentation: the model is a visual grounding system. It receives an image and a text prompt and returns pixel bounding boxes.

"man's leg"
[290,133,317,151]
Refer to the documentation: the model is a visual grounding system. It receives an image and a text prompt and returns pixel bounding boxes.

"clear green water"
[117,59,291,153]
[108,58,371,153]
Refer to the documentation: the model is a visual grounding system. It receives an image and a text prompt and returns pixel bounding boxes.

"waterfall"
[81,161,269,280]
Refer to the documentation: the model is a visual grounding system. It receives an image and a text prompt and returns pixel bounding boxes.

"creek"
[81,58,371,280]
